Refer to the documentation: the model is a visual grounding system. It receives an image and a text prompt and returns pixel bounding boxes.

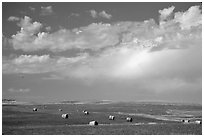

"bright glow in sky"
[2,2,202,104]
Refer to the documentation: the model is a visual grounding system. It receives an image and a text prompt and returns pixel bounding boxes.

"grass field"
[2,102,202,135]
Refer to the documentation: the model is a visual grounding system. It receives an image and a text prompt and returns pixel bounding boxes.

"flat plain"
[2,102,202,135]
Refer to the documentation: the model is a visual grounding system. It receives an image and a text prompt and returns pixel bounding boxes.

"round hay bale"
[62,113,68,119]
[195,120,202,124]
[84,111,89,115]
[126,117,132,122]
[109,115,115,120]
[89,121,98,126]
[33,108,38,112]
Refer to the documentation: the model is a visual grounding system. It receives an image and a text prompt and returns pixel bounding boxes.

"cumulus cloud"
[159,5,202,30]
[9,17,159,52]
[98,11,112,19]
[2,54,88,74]
[13,55,50,64]
[3,30,201,80]
[10,19,120,51]
[3,55,53,74]
[8,16,20,21]
[159,6,175,22]
[89,10,98,18]
[11,16,43,51]
[11,15,200,52]
[174,5,202,30]
[89,10,112,19]
[8,88,30,93]
[40,6,54,16]
[3,5,201,85]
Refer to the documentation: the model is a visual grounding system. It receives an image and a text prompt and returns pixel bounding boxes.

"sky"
[2,2,202,104]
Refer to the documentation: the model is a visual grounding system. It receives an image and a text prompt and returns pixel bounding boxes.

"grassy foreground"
[2,102,202,135]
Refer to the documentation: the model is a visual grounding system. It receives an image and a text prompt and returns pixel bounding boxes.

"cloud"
[89,10,98,18]
[159,6,175,22]
[89,10,112,19]
[13,55,50,64]
[69,13,80,18]
[45,26,51,31]
[3,5,201,85]
[11,16,43,51]
[3,30,201,80]
[10,19,120,51]
[2,35,11,47]
[159,5,202,30]
[8,16,20,21]
[3,55,52,74]
[11,15,200,53]
[98,11,112,19]
[8,88,30,93]
[174,5,202,30]
[29,6,35,12]
[40,6,54,16]
[2,54,88,74]
[42,74,64,80]
[9,17,159,52]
